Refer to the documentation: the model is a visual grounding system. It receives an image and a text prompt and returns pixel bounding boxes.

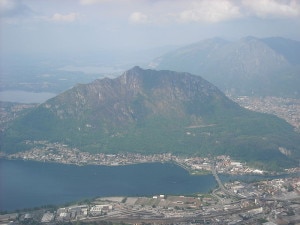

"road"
[211,165,243,200]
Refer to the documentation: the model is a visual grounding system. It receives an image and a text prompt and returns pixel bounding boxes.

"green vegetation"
[189,169,211,176]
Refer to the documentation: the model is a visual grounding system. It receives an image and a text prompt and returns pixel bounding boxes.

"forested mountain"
[2,67,300,169]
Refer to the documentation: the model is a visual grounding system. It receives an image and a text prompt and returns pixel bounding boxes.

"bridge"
[211,165,241,199]
[211,166,226,193]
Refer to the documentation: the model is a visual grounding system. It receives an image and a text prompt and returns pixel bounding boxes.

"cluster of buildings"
[224,177,300,200]
[4,141,284,176]
[5,141,175,166]
[178,155,265,175]
[232,96,300,131]
[215,155,265,174]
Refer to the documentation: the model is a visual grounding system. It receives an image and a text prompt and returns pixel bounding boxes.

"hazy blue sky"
[1,0,300,56]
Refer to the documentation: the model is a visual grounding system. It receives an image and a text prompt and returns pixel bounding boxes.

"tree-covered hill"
[1,67,300,170]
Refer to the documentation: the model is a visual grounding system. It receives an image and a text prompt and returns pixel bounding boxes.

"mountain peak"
[151,36,300,98]
[2,67,299,169]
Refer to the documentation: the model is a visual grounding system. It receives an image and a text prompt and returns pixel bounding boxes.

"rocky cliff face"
[45,66,237,126]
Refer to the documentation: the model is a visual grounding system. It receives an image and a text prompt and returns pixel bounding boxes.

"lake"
[0,159,219,212]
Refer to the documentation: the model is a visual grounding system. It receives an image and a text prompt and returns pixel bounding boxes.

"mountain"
[149,37,300,98]
[1,67,300,169]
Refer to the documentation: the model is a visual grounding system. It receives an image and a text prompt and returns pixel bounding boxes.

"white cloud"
[178,0,242,23]
[127,0,242,25]
[129,12,149,24]
[50,12,79,23]
[242,0,300,18]
[126,0,300,25]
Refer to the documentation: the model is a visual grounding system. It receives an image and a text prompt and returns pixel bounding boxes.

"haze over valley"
[1,0,300,224]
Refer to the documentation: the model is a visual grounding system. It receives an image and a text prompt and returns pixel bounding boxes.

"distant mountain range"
[2,67,299,170]
[149,36,300,98]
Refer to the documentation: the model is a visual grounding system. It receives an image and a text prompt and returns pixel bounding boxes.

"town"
[231,96,300,132]
[1,140,275,175]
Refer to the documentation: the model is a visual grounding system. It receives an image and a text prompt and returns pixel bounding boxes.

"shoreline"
[1,140,299,176]
[1,155,298,177]
[1,157,299,219]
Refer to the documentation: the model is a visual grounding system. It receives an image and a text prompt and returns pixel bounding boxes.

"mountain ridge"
[149,37,300,98]
[1,67,300,170]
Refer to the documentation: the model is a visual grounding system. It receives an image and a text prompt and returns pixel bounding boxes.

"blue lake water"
[0,159,219,212]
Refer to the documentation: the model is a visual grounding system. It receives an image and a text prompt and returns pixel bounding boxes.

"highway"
[211,166,226,193]
[211,165,242,199]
